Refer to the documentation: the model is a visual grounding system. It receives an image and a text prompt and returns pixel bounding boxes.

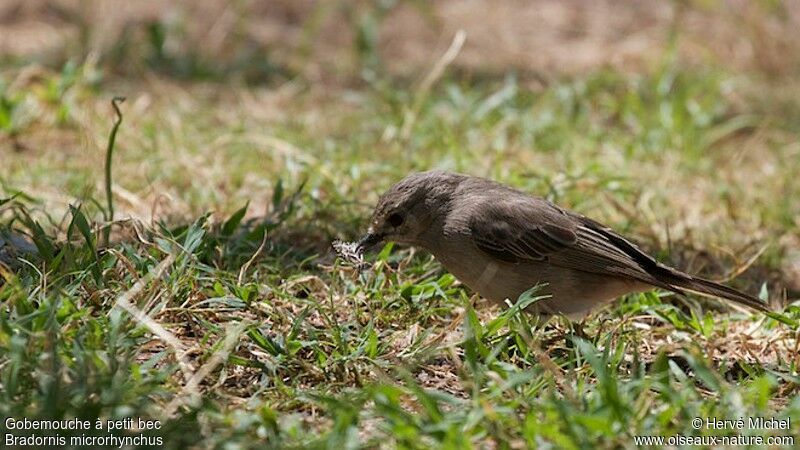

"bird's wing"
[466,195,769,312]
[468,198,678,287]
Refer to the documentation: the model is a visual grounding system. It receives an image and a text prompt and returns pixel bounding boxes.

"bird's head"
[358,171,463,251]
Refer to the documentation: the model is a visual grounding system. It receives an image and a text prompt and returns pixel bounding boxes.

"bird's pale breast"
[429,236,645,318]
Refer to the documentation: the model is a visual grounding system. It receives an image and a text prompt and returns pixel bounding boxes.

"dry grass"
[3,0,800,82]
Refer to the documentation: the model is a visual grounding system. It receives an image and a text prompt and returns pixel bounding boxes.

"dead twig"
[163,320,249,417]
[716,243,770,283]
[399,30,466,140]
[110,254,193,379]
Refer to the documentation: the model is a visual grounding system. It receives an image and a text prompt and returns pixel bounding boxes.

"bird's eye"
[387,212,404,227]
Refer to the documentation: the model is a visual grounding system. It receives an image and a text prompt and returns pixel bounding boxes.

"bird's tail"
[662,271,770,313]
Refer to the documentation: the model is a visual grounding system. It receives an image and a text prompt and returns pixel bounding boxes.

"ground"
[1,1,799,449]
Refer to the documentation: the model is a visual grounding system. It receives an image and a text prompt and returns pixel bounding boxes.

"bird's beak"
[357,232,384,252]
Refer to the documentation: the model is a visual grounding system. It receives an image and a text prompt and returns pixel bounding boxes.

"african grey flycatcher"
[357,171,769,318]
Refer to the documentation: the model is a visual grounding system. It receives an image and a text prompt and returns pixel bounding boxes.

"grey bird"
[357,171,769,318]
